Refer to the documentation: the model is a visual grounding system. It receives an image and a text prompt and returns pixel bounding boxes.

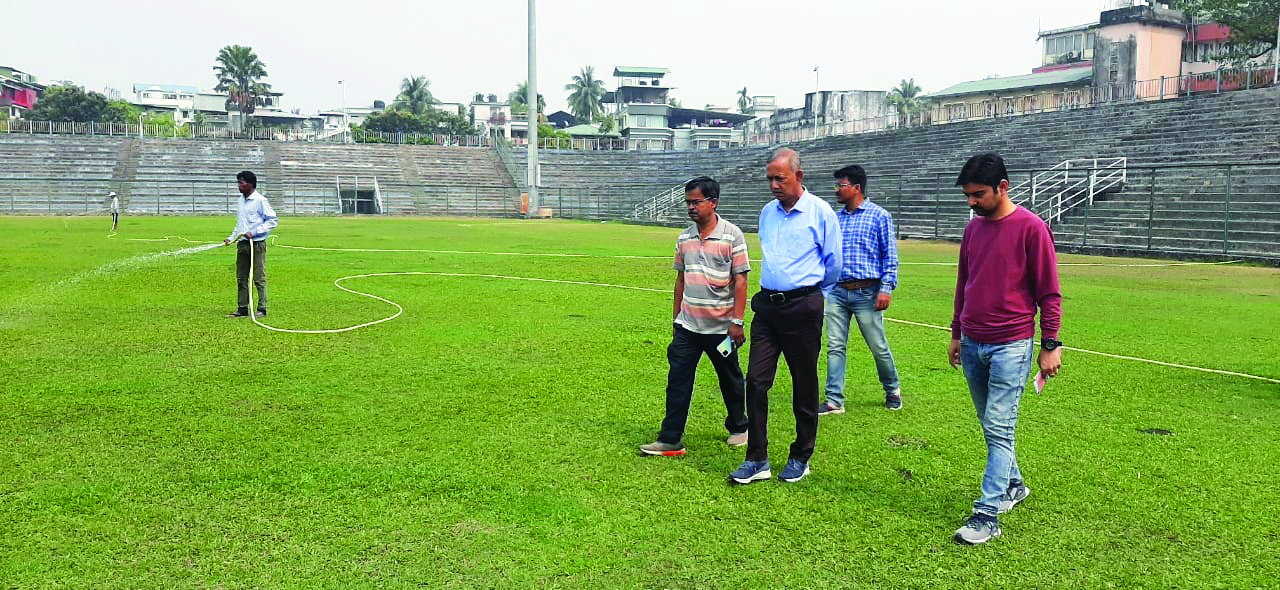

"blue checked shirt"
[836,199,898,294]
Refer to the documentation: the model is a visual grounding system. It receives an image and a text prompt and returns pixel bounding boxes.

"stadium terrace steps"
[1,86,1277,257]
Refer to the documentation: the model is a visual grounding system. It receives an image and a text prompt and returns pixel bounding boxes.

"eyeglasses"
[685,199,710,207]
[833,183,853,189]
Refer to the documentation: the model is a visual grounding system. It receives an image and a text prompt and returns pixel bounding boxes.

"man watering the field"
[948,152,1062,545]
[223,170,277,318]
[640,176,751,457]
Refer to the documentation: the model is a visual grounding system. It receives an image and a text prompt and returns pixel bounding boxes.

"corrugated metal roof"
[930,68,1092,98]
[562,123,620,137]
[613,66,669,76]
[132,83,199,94]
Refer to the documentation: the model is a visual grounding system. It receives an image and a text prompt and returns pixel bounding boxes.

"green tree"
[27,86,111,122]
[360,108,473,136]
[392,75,437,115]
[737,87,751,113]
[1179,0,1279,62]
[213,45,272,121]
[565,65,606,124]
[597,114,617,134]
[510,81,545,113]
[104,100,142,124]
[887,78,925,125]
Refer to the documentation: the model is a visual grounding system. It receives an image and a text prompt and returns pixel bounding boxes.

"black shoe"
[226,310,249,318]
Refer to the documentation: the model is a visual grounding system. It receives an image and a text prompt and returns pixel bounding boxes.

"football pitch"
[2,215,1278,589]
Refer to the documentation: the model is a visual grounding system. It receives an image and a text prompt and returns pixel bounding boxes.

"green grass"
[2,215,1278,589]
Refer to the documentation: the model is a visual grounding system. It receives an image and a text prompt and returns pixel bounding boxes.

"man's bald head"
[766,148,805,207]
[770,148,802,173]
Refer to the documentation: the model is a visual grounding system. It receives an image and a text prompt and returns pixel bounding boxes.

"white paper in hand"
[1034,371,1047,394]
[716,335,734,357]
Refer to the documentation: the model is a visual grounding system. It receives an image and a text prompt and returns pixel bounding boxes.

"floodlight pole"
[1273,11,1279,86]
[339,80,350,144]
[526,0,539,217]
[813,65,819,137]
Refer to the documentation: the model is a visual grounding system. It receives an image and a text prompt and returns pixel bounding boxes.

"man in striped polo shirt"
[640,176,751,457]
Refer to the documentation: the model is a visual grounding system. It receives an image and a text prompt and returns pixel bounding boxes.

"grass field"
[2,215,1278,589]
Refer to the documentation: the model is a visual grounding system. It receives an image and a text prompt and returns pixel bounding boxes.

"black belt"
[839,278,880,289]
[760,284,820,304]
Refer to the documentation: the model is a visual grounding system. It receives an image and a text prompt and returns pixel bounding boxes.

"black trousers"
[657,325,748,444]
[744,290,824,463]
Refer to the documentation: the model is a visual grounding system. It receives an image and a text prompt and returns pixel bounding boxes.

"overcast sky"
[8,0,1110,116]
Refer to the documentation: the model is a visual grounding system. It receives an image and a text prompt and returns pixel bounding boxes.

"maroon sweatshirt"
[950,206,1062,343]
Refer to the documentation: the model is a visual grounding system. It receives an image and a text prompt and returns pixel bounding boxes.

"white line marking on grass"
[249,271,664,334]
[273,242,673,259]
[269,240,1244,267]
[884,318,1280,384]
[251,237,1279,383]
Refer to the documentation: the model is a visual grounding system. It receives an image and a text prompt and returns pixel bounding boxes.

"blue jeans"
[823,286,900,406]
[960,335,1034,517]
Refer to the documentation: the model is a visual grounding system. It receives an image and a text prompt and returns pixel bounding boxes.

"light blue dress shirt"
[227,190,279,242]
[758,189,842,295]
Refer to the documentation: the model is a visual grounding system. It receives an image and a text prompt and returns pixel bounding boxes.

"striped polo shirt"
[673,215,751,334]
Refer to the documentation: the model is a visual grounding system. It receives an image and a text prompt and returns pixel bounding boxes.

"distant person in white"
[222,170,278,318]
[108,191,119,232]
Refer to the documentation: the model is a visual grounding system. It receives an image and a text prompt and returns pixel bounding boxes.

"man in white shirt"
[108,191,119,232]
[222,171,278,318]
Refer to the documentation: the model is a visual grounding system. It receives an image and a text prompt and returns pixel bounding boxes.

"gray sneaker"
[818,402,845,415]
[639,441,686,457]
[999,483,1030,514]
[726,431,748,447]
[954,513,1001,545]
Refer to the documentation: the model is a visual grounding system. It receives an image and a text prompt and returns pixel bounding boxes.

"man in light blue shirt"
[222,170,278,318]
[730,148,841,485]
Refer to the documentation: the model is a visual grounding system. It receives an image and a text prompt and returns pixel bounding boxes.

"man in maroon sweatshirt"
[948,153,1063,545]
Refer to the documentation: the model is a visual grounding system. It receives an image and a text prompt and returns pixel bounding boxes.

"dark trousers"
[236,240,268,313]
[744,290,824,463]
[658,325,748,444]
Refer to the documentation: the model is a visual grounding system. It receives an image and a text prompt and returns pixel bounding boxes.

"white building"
[132,83,197,123]
[471,99,514,139]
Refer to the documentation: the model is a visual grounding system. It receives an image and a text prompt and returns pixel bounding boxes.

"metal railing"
[490,131,527,191]
[2,164,1276,260]
[510,136,666,151]
[631,180,693,220]
[744,64,1278,147]
[1009,158,1127,225]
[0,119,492,146]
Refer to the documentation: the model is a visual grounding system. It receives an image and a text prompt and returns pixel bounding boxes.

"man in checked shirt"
[819,164,903,414]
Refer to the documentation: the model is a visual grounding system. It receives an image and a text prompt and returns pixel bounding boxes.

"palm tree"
[887,78,925,126]
[565,66,606,124]
[213,45,271,121]
[737,87,751,114]
[392,76,437,116]
[510,81,545,114]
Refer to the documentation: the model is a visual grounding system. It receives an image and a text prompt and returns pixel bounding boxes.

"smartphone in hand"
[716,335,734,358]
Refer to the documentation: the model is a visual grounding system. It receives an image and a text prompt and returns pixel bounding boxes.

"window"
[163,93,177,100]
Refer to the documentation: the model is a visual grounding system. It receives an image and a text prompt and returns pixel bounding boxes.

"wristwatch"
[730,318,745,326]
[1041,337,1062,351]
